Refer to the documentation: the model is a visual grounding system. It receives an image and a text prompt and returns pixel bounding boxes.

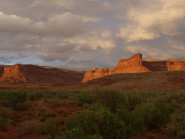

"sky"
[0,0,185,71]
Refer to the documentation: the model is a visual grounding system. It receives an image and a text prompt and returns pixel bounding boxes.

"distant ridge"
[0,64,84,85]
[82,53,185,82]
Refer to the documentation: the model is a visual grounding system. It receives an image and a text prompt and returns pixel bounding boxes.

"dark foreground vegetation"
[0,89,185,139]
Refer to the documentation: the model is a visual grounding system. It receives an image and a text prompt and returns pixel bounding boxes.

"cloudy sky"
[0,0,185,71]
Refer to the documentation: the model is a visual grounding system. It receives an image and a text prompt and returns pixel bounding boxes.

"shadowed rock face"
[0,64,84,85]
[0,66,4,78]
[82,53,185,83]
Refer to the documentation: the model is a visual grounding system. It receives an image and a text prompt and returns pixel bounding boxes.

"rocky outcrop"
[82,68,115,83]
[0,64,84,85]
[167,60,185,71]
[82,53,150,83]
[0,66,4,78]
[82,53,185,83]
[0,64,27,84]
[114,53,150,73]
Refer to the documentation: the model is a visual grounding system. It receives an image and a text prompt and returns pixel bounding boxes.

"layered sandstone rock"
[0,64,27,84]
[82,53,185,83]
[0,64,84,85]
[167,60,185,71]
[82,53,150,83]
[114,53,150,73]
[82,68,115,83]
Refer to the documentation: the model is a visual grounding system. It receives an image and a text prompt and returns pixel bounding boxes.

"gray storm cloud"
[0,0,184,70]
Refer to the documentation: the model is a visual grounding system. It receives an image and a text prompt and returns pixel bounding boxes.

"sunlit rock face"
[114,53,150,73]
[0,64,27,84]
[0,64,84,85]
[167,60,185,71]
[82,67,115,83]
[82,53,185,83]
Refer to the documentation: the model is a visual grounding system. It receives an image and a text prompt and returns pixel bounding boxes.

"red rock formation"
[82,53,185,83]
[143,61,168,71]
[0,66,4,78]
[114,53,150,73]
[0,64,84,85]
[82,53,150,83]
[0,64,27,84]
[167,60,185,71]
[82,68,114,83]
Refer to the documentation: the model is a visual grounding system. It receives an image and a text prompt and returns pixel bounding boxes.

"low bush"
[77,91,94,106]
[44,98,63,107]
[133,103,171,132]
[166,91,185,104]
[166,108,185,138]
[66,103,134,139]
[0,91,27,110]
[43,90,59,98]
[18,120,43,135]
[115,106,141,135]
[126,93,142,110]
[42,118,60,137]
[28,91,43,100]
[93,89,126,113]
[62,128,102,139]
[0,117,7,131]
[0,106,14,119]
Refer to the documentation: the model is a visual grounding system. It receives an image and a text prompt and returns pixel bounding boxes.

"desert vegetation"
[0,89,184,138]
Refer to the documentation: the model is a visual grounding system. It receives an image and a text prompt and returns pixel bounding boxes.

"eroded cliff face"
[82,53,150,83]
[114,53,150,73]
[167,60,185,71]
[82,68,115,83]
[0,66,4,78]
[82,53,185,83]
[0,64,84,85]
[0,64,27,84]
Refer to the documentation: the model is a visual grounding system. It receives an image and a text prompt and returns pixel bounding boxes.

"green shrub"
[14,103,29,111]
[66,103,134,139]
[166,92,185,104]
[44,90,59,98]
[77,92,94,106]
[126,94,141,110]
[0,91,27,110]
[116,106,140,135]
[18,120,43,135]
[43,118,60,137]
[0,106,14,119]
[0,117,7,131]
[166,108,185,138]
[28,91,43,100]
[93,89,126,113]
[45,98,63,107]
[62,128,88,139]
[46,135,52,139]
[62,128,102,139]
[134,103,170,131]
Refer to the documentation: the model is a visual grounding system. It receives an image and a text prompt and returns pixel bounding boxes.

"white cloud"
[126,45,173,59]
[126,0,185,37]
[117,26,159,42]
[0,11,90,37]
[66,35,115,49]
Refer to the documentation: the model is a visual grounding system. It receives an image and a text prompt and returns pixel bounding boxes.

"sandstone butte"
[82,53,185,83]
[0,64,83,85]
